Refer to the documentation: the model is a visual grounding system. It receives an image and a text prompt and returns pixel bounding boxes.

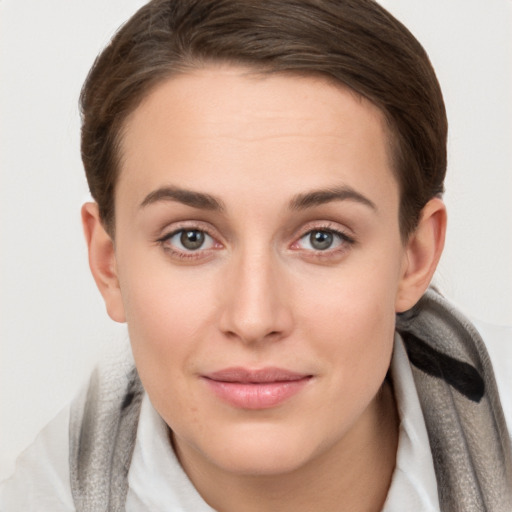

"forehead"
[117,66,398,214]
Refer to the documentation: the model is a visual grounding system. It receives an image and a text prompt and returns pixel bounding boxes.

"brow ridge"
[140,186,225,211]
[290,186,377,211]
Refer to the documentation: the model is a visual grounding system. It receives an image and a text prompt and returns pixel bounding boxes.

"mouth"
[202,367,313,409]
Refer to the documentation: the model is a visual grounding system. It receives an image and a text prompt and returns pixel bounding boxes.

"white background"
[1,0,511,480]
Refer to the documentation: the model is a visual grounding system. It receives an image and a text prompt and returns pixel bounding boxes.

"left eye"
[164,229,216,251]
[296,229,347,251]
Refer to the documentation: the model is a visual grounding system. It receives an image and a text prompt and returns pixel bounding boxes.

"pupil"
[180,230,205,250]
[310,230,333,250]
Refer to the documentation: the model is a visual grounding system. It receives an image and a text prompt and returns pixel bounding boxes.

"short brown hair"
[80,0,447,238]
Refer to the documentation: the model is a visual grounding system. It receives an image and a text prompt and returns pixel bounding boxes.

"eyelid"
[290,221,356,254]
[156,221,223,260]
[294,221,355,243]
[156,219,218,242]
[164,229,216,250]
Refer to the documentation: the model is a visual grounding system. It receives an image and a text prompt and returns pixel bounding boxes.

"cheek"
[311,289,396,379]
[302,290,396,444]
[298,246,401,334]
[297,249,401,392]
[119,266,217,404]
[121,259,216,342]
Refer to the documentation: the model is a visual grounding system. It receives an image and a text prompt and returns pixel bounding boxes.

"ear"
[81,202,126,323]
[395,198,447,313]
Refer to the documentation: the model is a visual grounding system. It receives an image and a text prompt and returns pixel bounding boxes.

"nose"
[218,248,293,345]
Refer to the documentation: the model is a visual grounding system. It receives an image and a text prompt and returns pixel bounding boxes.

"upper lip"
[204,367,311,383]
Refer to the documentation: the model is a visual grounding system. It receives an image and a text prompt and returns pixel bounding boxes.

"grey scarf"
[69,289,512,511]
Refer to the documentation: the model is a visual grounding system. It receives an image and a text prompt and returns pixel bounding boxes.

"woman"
[1,1,511,510]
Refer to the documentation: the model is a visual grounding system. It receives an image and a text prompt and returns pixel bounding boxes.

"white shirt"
[1,323,511,511]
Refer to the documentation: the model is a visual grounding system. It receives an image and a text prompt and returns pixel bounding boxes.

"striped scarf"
[69,289,512,511]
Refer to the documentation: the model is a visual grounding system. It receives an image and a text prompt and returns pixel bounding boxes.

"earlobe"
[395,198,447,313]
[81,203,126,323]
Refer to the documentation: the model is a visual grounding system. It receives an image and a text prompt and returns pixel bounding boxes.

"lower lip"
[203,378,311,409]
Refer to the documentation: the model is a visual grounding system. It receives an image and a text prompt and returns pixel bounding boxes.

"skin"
[83,66,446,512]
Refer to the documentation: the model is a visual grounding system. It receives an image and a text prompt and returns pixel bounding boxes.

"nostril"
[220,327,284,344]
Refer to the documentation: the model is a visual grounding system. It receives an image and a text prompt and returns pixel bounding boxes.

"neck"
[174,381,398,512]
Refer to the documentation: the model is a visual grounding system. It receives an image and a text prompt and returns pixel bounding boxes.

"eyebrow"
[140,186,225,211]
[289,186,377,211]
[140,184,376,213]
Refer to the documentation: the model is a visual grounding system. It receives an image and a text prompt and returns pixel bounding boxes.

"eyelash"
[291,224,356,257]
[156,224,221,261]
[156,222,356,261]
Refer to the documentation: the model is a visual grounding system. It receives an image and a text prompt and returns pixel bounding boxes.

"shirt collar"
[382,333,440,511]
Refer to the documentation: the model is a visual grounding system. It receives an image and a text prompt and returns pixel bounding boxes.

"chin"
[178,421,327,477]
[215,445,313,477]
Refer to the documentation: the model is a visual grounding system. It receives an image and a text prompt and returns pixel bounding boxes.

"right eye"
[160,228,216,252]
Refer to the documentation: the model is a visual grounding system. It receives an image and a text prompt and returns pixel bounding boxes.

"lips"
[203,367,312,409]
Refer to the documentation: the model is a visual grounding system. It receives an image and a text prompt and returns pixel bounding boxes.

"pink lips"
[203,367,312,409]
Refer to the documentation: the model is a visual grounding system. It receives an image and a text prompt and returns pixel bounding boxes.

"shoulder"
[0,406,75,511]
[472,319,512,434]
[0,340,140,511]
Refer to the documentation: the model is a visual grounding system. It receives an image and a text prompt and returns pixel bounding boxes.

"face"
[110,67,410,477]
